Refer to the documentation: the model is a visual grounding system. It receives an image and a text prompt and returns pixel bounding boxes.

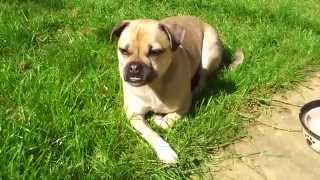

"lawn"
[0,0,320,179]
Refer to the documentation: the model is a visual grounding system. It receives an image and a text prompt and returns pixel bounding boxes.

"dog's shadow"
[189,47,238,117]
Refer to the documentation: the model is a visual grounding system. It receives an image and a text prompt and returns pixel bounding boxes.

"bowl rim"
[299,99,320,141]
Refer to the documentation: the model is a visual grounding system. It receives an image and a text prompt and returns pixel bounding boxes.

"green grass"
[1,0,320,179]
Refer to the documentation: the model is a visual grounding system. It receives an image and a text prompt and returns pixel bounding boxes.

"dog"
[111,16,241,164]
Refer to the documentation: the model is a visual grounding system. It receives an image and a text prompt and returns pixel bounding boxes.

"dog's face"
[111,20,185,87]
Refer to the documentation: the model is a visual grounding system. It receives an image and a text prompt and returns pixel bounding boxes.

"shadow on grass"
[95,20,120,43]
[95,27,110,43]
[10,0,65,11]
[206,1,320,35]
[189,46,237,117]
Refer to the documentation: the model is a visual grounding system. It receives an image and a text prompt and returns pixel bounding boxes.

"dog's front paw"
[154,115,170,129]
[155,141,178,164]
[154,113,181,130]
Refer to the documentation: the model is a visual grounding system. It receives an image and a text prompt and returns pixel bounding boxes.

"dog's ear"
[159,23,185,51]
[110,21,130,41]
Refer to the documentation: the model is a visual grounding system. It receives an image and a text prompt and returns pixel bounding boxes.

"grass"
[0,0,320,179]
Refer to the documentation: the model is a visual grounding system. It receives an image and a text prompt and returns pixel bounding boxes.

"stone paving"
[206,73,320,180]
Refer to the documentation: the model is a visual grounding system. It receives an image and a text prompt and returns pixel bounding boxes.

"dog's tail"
[228,48,245,71]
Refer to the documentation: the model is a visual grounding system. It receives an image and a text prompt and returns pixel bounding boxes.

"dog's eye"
[119,48,130,55]
[148,49,165,56]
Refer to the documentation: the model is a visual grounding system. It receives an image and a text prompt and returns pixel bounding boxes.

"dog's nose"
[129,63,142,74]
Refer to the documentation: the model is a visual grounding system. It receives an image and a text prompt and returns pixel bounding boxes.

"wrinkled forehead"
[118,20,170,49]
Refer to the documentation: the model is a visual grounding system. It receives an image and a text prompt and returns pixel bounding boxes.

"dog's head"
[111,19,185,87]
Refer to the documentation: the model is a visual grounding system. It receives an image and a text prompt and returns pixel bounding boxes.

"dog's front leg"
[130,115,178,164]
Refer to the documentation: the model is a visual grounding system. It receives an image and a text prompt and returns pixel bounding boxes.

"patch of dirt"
[200,72,320,180]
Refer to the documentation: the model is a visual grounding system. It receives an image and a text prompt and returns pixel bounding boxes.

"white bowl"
[299,100,320,152]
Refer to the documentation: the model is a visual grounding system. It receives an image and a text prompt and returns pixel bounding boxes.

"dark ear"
[110,21,130,41]
[159,23,185,51]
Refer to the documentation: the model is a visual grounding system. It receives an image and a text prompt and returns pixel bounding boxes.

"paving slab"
[206,72,320,180]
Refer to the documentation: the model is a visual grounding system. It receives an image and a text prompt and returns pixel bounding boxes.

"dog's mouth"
[123,62,156,87]
[129,77,143,82]
[127,76,147,87]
